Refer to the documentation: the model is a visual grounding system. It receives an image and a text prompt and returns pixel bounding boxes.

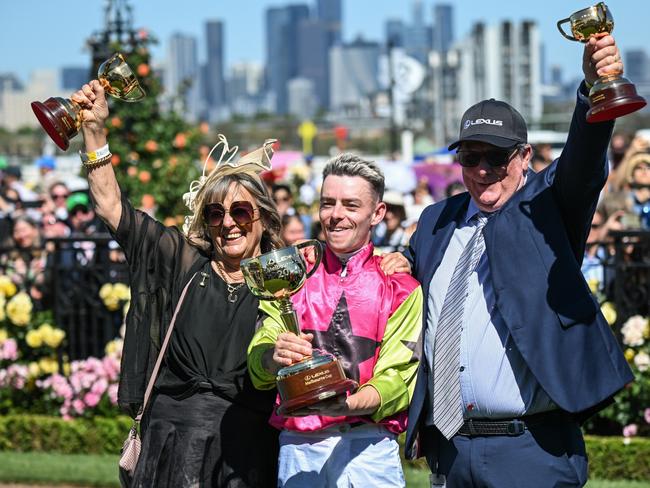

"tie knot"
[474,211,492,227]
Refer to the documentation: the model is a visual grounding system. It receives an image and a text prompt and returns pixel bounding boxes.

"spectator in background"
[531,154,551,173]
[66,192,102,236]
[607,152,650,229]
[374,191,408,251]
[272,183,295,217]
[3,165,38,203]
[47,182,70,221]
[609,133,630,170]
[280,214,306,245]
[582,208,613,297]
[444,181,466,199]
[623,153,650,228]
[611,134,649,190]
[36,156,58,192]
[533,143,553,165]
[1,187,23,218]
[272,182,312,238]
[0,216,49,308]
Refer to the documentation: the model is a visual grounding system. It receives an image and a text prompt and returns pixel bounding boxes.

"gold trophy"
[557,2,646,122]
[241,240,358,415]
[31,53,145,150]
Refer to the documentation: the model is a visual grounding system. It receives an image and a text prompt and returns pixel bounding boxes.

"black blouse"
[111,196,275,416]
[156,261,272,412]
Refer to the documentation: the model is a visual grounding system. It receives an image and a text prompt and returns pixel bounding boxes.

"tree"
[102,30,204,221]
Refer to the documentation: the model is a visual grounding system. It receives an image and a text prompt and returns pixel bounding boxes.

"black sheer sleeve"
[111,194,205,415]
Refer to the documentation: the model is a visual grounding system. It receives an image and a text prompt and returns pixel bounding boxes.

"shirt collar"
[465,198,482,224]
[324,242,374,275]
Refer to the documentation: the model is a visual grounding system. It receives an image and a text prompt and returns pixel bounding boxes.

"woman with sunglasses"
[71,80,283,488]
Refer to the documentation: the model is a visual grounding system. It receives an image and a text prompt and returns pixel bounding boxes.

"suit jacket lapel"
[419,194,470,299]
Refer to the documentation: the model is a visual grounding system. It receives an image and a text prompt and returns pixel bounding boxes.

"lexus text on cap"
[448,98,528,150]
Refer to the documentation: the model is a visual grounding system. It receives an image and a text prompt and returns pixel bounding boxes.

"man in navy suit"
[382,35,634,487]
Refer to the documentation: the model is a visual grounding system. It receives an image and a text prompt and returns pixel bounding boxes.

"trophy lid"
[277,350,337,378]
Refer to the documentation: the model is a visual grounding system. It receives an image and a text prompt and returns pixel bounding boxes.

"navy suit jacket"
[404,89,634,459]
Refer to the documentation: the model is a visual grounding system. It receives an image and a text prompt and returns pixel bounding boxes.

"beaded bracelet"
[83,153,112,170]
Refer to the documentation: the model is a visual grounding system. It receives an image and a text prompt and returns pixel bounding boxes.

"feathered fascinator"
[182,134,276,234]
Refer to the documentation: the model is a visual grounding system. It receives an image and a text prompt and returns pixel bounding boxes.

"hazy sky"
[2,0,648,85]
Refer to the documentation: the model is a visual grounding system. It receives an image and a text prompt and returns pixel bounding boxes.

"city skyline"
[3,0,650,86]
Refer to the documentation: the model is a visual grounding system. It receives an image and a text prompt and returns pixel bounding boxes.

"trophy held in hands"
[241,240,358,416]
[31,53,145,150]
[557,2,646,122]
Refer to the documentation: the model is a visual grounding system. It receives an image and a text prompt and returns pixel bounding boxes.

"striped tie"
[432,212,489,439]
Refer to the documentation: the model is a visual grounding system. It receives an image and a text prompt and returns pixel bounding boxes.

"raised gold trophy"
[557,2,646,122]
[241,240,358,415]
[31,53,145,150]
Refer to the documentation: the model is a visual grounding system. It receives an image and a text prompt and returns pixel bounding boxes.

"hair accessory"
[182,135,276,235]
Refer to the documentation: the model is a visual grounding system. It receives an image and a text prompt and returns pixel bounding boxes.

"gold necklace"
[214,263,245,303]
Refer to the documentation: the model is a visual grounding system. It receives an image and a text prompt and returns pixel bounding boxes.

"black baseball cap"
[448,99,527,150]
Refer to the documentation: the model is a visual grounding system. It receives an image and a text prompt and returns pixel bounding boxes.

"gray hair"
[188,171,283,255]
[322,153,385,201]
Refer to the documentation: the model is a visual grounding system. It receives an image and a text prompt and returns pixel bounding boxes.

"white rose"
[634,351,650,372]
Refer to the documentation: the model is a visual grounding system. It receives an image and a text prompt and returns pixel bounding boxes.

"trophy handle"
[557,18,578,41]
[295,239,323,279]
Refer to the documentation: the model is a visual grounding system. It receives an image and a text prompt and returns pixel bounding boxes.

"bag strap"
[135,271,198,422]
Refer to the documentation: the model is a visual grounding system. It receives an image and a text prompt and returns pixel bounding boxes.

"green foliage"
[0,414,131,454]
[103,35,203,221]
[585,435,650,481]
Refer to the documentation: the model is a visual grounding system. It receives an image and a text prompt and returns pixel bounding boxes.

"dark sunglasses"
[456,146,520,167]
[204,201,257,228]
[51,193,69,200]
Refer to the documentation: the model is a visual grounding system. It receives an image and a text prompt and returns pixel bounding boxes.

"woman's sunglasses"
[456,146,520,167]
[203,201,257,228]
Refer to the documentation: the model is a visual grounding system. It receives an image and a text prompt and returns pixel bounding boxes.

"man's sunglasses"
[203,201,258,228]
[456,146,520,167]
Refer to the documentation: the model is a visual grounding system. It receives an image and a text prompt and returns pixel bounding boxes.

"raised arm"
[71,80,122,232]
[551,35,620,251]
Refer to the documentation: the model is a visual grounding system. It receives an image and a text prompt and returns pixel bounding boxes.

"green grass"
[0,451,120,487]
[0,452,647,487]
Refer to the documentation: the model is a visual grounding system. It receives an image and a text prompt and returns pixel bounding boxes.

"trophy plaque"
[241,240,358,415]
[31,53,146,150]
[557,2,646,122]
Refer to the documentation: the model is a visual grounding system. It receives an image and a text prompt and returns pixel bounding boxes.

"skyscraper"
[385,19,405,48]
[329,39,381,113]
[403,1,432,65]
[61,67,88,91]
[625,49,650,84]
[166,33,201,121]
[265,5,310,114]
[316,0,342,46]
[298,19,329,109]
[444,20,542,142]
[205,20,226,111]
[433,4,454,53]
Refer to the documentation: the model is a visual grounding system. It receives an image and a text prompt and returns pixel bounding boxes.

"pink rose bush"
[38,345,122,419]
[0,275,125,418]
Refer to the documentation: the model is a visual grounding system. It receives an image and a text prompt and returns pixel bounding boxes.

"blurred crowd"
[1,130,649,311]
[0,158,110,310]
